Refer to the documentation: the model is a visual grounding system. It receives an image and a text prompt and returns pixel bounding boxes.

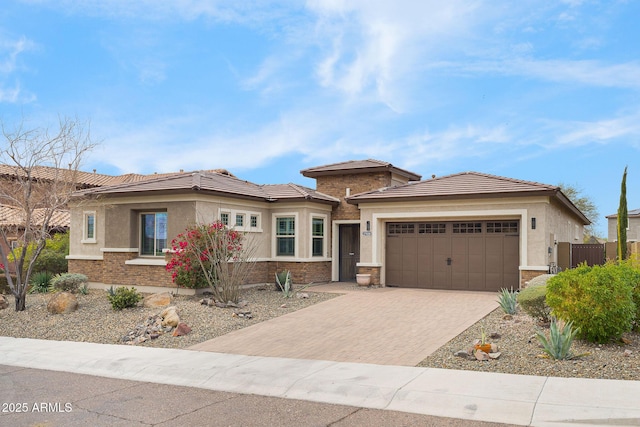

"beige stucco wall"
[608,216,640,242]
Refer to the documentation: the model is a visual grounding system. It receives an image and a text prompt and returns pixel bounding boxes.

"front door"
[339,224,360,281]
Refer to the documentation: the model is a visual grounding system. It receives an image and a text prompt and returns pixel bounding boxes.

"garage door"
[385,221,519,291]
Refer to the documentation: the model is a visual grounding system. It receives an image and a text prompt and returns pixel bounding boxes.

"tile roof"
[347,171,590,224]
[0,205,70,228]
[301,159,421,181]
[72,171,340,206]
[0,164,235,188]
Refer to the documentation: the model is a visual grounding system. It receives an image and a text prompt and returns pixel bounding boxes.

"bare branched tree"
[0,116,96,311]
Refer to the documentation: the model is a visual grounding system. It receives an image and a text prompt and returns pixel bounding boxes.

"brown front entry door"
[339,224,360,281]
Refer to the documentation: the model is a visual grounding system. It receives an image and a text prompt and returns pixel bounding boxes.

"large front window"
[276,217,295,256]
[140,212,167,256]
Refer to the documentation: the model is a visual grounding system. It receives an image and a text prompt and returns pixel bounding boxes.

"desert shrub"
[106,286,142,311]
[497,288,518,314]
[546,263,635,343]
[517,284,550,321]
[50,273,88,293]
[28,271,53,294]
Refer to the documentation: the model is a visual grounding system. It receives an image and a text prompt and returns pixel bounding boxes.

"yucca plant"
[497,287,518,315]
[28,271,53,294]
[536,317,580,360]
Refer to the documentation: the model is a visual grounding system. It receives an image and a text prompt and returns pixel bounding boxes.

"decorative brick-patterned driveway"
[189,283,498,366]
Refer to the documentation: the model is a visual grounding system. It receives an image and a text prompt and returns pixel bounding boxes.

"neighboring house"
[606,208,640,242]
[0,205,70,273]
[67,159,590,292]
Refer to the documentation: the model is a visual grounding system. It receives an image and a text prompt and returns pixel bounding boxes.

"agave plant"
[497,287,518,315]
[536,317,580,360]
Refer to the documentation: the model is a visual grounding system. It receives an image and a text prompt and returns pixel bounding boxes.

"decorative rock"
[232,310,253,319]
[489,332,501,339]
[143,292,173,308]
[297,293,309,299]
[46,292,78,314]
[474,349,490,361]
[454,350,470,358]
[0,294,8,310]
[488,352,502,359]
[502,314,513,321]
[490,343,499,353]
[161,306,180,327]
[200,298,215,306]
[280,303,287,308]
[624,350,633,357]
[172,322,192,337]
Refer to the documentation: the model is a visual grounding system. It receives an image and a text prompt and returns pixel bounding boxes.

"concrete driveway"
[189,283,498,366]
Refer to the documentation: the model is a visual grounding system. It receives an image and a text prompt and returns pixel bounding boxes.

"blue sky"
[1,0,639,237]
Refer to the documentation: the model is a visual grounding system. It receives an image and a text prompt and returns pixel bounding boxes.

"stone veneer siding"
[315,172,392,221]
[520,270,548,288]
[70,257,332,289]
[356,265,381,286]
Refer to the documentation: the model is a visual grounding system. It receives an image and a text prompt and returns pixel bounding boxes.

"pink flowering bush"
[166,221,255,303]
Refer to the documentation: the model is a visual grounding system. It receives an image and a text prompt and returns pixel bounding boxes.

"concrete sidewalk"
[2,337,640,426]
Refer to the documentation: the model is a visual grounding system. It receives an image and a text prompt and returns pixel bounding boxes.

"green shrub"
[28,271,53,294]
[497,288,518,314]
[10,232,69,275]
[617,260,640,330]
[536,317,580,360]
[50,273,88,293]
[106,286,142,311]
[517,284,551,321]
[546,263,635,343]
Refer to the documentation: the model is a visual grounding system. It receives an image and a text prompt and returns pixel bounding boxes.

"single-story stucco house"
[67,159,589,292]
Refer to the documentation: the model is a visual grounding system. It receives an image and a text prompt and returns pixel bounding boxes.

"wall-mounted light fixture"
[531,217,536,230]
[366,221,370,231]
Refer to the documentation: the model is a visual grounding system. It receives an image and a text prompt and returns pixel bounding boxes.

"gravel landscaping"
[0,285,338,349]
[2,277,640,382]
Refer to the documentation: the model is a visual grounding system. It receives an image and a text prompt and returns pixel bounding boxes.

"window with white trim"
[82,211,96,243]
[250,214,258,228]
[276,216,295,256]
[220,212,230,226]
[140,212,168,256]
[235,213,245,227]
[312,217,325,257]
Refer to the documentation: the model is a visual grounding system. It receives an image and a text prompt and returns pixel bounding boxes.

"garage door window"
[487,222,519,233]
[418,223,446,234]
[388,223,415,234]
[453,222,482,233]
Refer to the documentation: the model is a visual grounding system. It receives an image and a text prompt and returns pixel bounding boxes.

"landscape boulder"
[0,294,8,310]
[161,306,180,327]
[143,292,173,308]
[172,322,192,337]
[47,292,78,314]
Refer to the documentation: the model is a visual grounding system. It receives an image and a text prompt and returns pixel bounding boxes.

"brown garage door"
[386,221,519,291]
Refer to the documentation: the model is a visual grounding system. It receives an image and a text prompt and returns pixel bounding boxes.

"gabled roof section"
[301,159,421,181]
[347,171,590,224]
[261,183,339,205]
[606,208,640,219]
[72,171,339,206]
